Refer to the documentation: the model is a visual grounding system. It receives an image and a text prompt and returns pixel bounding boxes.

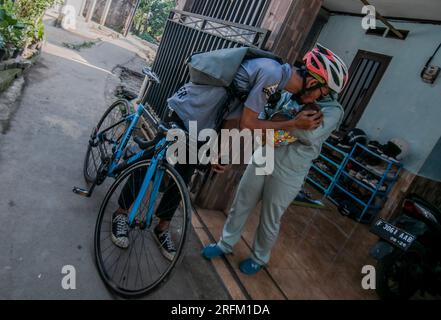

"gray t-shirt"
[167,58,292,132]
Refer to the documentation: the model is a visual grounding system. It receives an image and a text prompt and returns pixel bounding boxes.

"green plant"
[37,19,45,41]
[0,1,27,51]
[62,40,101,51]
[15,0,62,22]
[15,0,63,44]
[132,0,175,39]
[0,34,5,49]
[140,33,158,44]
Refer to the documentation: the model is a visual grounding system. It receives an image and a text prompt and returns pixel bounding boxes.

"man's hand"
[212,164,227,174]
[287,111,323,131]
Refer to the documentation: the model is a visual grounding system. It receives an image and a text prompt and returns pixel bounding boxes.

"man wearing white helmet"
[202,44,349,275]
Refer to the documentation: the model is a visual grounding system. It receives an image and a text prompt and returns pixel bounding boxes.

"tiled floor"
[192,185,379,300]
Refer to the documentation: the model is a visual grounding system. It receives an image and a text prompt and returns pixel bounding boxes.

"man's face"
[299,78,330,104]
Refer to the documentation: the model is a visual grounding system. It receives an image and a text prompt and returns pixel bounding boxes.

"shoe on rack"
[315,160,330,173]
[367,140,382,153]
[348,169,357,177]
[336,143,352,153]
[355,170,368,181]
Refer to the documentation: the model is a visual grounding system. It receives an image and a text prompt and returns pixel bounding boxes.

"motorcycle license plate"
[371,219,416,251]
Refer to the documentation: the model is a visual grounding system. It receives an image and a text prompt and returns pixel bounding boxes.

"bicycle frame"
[105,103,145,177]
[127,137,168,227]
[73,103,160,198]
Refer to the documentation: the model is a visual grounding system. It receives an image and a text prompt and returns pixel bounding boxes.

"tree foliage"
[15,0,62,23]
[132,0,175,42]
[0,0,61,56]
[16,0,62,43]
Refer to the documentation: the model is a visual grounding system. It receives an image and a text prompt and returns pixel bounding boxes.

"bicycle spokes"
[94,159,191,297]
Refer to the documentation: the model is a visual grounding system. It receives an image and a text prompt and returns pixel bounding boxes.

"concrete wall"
[81,0,135,34]
[104,0,137,33]
[420,137,441,181]
[64,0,85,16]
[317,15,441,175]
[92,0,107,24]
[82,0,92,17]
[64,0,84,15]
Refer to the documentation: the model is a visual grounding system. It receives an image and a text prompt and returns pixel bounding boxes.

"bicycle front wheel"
[94,160,192,298]
[84,99,131,184]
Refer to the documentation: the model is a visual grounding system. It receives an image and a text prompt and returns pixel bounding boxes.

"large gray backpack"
[188,47,283,87]
[187,47,283,129]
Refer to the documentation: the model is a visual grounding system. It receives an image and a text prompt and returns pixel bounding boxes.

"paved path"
[0,19,229,300]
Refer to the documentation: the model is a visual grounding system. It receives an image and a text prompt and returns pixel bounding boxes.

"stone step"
[0,68,23,94]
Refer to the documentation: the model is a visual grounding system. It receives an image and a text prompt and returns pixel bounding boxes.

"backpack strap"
[214,86,237,133]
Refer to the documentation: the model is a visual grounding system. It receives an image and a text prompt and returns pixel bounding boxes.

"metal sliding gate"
[144,0,271,119]
[191,0,270,26]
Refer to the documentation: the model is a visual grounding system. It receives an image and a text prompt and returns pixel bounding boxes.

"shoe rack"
[307,143,403,224]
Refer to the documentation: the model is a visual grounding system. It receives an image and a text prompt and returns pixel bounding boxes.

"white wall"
[65,0,85,16]
[317,15,441,175]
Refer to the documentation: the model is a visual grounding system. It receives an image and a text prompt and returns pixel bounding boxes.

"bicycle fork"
[128,152,166,228]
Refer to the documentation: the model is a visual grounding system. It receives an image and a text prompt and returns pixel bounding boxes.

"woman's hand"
[287,111,323,131]
[212,164,228,174]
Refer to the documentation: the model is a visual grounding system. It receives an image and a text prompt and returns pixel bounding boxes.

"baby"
[264,102,321,147]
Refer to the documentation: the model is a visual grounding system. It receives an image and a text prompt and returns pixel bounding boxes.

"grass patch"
[62,39,101,51]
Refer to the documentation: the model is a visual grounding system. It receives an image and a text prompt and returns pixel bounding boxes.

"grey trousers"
[217,162,303,265]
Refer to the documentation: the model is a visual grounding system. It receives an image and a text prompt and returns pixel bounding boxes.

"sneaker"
[336,143,352,153]
[292,190,326,209]
[111,212,129,249]
[367,140,382,153]
[315,160,330,172]
[201,244,225,260]
[355,170,368,181]
[362,177,378,189]
[154,227,176,261]
[348,169,357,177]
[239,258,263,275]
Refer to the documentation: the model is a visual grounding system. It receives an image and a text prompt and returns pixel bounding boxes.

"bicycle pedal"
[73,187,91,197]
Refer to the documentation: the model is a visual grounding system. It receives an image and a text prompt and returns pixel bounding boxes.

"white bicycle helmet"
[303,43,349,94]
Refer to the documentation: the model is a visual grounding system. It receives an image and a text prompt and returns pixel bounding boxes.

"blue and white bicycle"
[74,68,192,298]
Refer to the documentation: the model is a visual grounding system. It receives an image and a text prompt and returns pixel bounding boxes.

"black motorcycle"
[370,194,441,299]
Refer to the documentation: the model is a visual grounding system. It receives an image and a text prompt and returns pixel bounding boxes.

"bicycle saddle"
[142,67,160,84]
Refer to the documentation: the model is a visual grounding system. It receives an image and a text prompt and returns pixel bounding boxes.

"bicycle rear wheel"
[84,99,132,184]
[94,160,192,298]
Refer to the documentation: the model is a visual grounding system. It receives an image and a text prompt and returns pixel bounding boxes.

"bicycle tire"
[94,160,192,298]
[83,99,131,184]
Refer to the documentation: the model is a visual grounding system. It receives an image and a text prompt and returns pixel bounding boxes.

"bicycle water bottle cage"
[142,67,160,84]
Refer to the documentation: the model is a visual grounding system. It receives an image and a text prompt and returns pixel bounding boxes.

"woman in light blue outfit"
[202,44,348,275]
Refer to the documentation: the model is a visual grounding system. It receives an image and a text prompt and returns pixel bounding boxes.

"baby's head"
[300,103,321,113]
